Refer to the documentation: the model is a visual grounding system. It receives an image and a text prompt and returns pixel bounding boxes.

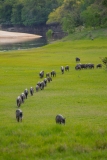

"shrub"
[102,57,107,68]
[46,29,53,40]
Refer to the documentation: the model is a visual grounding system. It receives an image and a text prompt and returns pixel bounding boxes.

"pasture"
[0,37,107,159]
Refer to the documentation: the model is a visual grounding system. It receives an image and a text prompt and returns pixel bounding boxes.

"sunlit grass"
[0,36,107,159]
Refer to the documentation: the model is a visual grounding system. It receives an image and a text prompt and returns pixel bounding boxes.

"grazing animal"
[88,63,94,69]
[37,82,41,87]
[96,64,102,68]
[16,96,22,107]
[55,114,66,124]
[61,66,64,74]
[35,84,40,92]
[47,77,52,82]
[76,57,80,62]
[65,65,69,71]
[30,87,34,96]
[51,70,56,77]
[39,70,44,78]
[46,73,50,77]
[85,64,89,69]
[20,93,26,103]
[40,81,45,90]
[80,64,87,69]
[16,109,23,122]
[46,72,50,77]
[24,89,29,99]
[75,64,81,70]
[44,78,48,86]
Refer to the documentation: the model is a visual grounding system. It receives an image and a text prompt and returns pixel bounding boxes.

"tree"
[46,5,64,24]
[61,14,75,33]
[0,0,63,26]
[0,1,13,24]
[0,0,106,28]
[11,2,23,25]
[102,0,107,6]
[81,4,101,28]
[21,0,63,26]
[80,0,95,11]
[47,0,82,33]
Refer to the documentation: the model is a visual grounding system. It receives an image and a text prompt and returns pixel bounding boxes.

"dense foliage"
[0,0,63,26]
[102,57,107,69]
[47,0,107,33]
[0,0,107,33]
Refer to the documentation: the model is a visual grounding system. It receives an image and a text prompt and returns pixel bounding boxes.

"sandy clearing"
[0,30,42,44]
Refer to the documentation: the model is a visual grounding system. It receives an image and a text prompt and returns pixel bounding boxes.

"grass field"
[0,31,107,159]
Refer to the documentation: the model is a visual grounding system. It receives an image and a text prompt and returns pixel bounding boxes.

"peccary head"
[62,118,65,124]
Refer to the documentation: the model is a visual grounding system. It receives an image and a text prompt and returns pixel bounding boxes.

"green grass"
[62,28,107,41]
[0,29,107,159]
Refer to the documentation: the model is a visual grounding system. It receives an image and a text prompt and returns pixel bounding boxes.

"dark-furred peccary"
[55,114,66,124]
[16,109,23,122]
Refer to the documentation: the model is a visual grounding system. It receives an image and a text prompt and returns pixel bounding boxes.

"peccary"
[61,66,64,74]
[76,57,80,62]
[30,87,34,96]
[87,63,94,69]
[46,72,50,77]
[47,77,52,82]
[35,84,40,92]
[55,114,66,124]
[39,70,44,78]
[75,64,81,70]
[51,70,56,77]
[40,81,45,90]
[65,65,69,71]
[24,88,29,99]
[96,64,102,68]
[16,96,22,107]
[16,109,23,122]
[20,93,26,103]
[44,78,48,86]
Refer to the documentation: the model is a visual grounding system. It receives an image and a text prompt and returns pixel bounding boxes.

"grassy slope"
[62,28,107,41]
[0,28,107,160]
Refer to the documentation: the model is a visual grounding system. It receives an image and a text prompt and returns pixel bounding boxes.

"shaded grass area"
[0,35,107,159]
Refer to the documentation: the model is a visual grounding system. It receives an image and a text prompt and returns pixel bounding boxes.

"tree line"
[47,0,107,33]
[0,0,63,26]
[0,0,107,34]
